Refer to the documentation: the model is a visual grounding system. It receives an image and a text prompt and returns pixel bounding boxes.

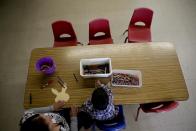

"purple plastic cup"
[35,57,56,75]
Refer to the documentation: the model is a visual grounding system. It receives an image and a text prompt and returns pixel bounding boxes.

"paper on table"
[51,87,70,102]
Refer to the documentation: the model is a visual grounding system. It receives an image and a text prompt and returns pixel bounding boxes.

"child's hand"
[53,100,65,111]
[70,106,78,117]
[96,80,104,87]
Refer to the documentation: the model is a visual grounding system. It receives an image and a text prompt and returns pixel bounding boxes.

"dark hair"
[91,88,109,110]
[20,114,49,131]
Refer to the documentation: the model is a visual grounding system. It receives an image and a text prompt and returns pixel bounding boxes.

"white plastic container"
[111,69,142,88]
[80,58,112,78]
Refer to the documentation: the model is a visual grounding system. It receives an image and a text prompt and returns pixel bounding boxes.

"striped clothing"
[21,106,77,131]
[81,85,119,121]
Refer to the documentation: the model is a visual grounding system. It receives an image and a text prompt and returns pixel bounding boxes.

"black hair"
[91,88,109,110]
[20,114,49,131]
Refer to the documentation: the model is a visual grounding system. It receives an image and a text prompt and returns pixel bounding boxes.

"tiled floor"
[0,0,196,130]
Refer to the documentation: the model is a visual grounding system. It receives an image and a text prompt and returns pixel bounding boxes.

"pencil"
[73,73,78,82]
[30,93,32,104]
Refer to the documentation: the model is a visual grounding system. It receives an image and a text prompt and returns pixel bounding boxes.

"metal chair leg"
[135,106,141,121]
[77,42,84,46]
[124,37,128,43]
[123,29,128,35]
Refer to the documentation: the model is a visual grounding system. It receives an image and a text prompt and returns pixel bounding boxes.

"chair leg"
[135,106,141,121]
[124,37,128,43]
[77,42,84,46]
[123,29,128,35]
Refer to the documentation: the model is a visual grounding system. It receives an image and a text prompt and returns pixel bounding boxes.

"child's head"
[91,87,109,110]
[20,114,58,131]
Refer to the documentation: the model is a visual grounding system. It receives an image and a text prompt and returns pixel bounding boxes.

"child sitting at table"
[79,80,119,129]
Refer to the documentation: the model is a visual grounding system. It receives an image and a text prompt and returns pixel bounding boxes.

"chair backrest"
[130,8,153,28]
[89,18,112,40]
[141,101,179,113]
[96,105,126,131]
[52,20,77,42]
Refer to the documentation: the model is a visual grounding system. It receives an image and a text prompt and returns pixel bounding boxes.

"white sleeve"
[24,105,54,114]
[70,116,78,131]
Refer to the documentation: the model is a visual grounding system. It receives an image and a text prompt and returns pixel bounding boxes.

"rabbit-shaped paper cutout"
[51,87,70,102]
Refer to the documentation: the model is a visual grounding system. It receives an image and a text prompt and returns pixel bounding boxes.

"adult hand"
[70,106,78,117]
[53,101,65,111]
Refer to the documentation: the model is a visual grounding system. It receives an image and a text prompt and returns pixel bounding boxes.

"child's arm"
[97,80,112,96]
[97,80,113,105]
[80,98,92,113]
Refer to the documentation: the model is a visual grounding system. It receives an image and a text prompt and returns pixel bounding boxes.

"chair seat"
[141,101,179,113]
[128,26,151,42]
[53,41,78,47]
[135,101,179,121]
[89,38,113,45]
[96,105,126,131]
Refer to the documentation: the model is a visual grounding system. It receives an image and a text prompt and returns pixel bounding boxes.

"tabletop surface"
[24,42,189,109]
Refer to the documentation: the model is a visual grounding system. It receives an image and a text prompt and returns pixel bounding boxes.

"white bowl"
[80,58,112,78]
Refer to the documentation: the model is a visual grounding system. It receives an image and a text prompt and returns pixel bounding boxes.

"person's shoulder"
[20,111,36,125]
[101,84,112,92]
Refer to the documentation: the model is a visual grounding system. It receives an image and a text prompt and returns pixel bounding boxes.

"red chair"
[135,101,179,121]
[52,20,79,47]
[124,8,153,43]
[89,18,113,45]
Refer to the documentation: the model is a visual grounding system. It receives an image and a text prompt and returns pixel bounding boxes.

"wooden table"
[24,42,189,109]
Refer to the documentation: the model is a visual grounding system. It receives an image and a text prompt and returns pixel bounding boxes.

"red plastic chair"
[52,20,79,47]
[89,18,113,45]
[135,101,179,121]
[124,8,153,43]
